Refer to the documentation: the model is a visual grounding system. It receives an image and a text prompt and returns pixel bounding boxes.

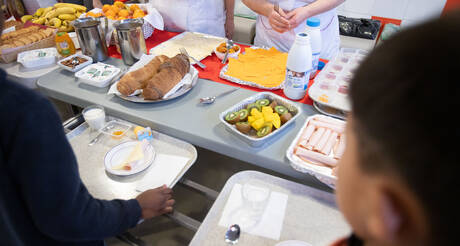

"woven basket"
[0,33,56,63]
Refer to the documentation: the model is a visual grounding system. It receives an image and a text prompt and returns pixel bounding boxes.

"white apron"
[150,0,226,37]
[254,0,340,60]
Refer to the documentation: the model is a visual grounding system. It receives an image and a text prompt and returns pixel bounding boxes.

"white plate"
[104,141,155,176]
[276,240,312,246]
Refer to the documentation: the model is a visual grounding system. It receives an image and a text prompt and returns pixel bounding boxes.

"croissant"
[142,54,190,100]
[117,55,168,96]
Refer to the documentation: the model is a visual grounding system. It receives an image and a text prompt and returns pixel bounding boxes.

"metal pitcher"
[72,18,109,62]
[114,19,147,66]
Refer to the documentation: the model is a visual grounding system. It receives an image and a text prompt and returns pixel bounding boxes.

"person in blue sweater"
[0,13,174,245]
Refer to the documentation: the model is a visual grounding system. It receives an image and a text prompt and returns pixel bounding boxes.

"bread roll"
[142,54,191,100]
[117,55,169,96]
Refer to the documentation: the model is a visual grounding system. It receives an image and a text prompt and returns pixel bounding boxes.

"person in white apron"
[150,0,235,38]
[242,0,344,59]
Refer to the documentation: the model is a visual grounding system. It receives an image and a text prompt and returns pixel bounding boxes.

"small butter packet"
[134,126,153,141]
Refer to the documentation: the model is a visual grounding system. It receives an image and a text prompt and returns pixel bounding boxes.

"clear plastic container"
[308,47,367,112]
[99,120,132,140]
[17,48,57,69]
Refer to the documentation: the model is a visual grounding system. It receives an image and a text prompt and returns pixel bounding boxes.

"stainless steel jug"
[114,19,147,66]
[72,18,109,62]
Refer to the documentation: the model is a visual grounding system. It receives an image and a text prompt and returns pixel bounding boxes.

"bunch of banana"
[20,3,86,32]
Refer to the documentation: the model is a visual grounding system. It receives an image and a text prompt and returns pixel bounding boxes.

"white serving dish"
[214,45,241,61]
[75,62,121,88]
[286,114,346,188]
[149,31,226,65]
[57,54,93,72]
[219,92,301,147]
[308,47,369,112]
[17,48,58,69]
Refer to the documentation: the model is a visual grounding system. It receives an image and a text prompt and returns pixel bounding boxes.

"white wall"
[337,0,447,28]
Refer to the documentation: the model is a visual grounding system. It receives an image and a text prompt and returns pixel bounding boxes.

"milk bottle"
[283,33,313,100]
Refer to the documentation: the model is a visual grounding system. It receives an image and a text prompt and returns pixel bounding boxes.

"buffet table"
[36,56,328,190]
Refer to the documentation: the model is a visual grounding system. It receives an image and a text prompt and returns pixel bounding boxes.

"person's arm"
[242,0,291,33]
[225,0,235,39]
[286,0,345,29]
[7,97,173,242]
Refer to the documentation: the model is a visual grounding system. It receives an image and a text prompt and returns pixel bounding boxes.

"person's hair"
[350,11,460,245]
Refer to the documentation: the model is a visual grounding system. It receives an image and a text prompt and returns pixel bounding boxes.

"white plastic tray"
[57,54,93,72]
[75,62,121,88]
[286,114,346,188]
[66,116,198,200]
[219,92,301,147]
[309,47,368,112]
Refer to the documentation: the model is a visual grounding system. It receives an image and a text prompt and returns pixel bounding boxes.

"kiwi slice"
[274,105,288,115]
[256,99,270,107]
[280,112,292,124]
[247,103,261,112]
[225,112,240,124]
[237,109,249,121]
[269,100,278,109]
[257,123,273,138]
[236,122,251,134]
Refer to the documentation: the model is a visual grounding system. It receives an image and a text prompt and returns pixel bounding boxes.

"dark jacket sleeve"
[7,97,141,242]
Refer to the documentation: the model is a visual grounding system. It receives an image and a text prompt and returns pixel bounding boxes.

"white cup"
[82,105,106,130]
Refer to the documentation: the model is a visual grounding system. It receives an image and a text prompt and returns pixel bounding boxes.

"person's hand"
[92,0,103,9]
[268,7,291,33]
[286,6,311,30]
[136,185,175,219]
[225,15,235,39]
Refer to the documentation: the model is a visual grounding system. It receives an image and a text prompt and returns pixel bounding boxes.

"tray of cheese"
[219,47,287,90]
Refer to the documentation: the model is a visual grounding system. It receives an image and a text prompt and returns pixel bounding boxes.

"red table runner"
[108,29,320,105]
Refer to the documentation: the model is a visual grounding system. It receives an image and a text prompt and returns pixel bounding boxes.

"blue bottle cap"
[318,61,326,70]
[307,17,320,27]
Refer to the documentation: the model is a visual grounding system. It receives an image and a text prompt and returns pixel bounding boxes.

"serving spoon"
[199,88,238,104]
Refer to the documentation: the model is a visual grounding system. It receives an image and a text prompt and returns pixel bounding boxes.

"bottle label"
[285,68,310,90]
[312,52,320,71]
[59,42,69,50]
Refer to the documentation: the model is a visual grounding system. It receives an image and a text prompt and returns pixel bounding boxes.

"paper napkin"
[136,154,189,192]
[218,184,288,241]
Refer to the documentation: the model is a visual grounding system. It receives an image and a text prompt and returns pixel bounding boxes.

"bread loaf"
[142,54,190,100]
[117,55,168,96]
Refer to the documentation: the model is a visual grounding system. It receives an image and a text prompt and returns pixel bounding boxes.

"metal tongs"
[222,39,234,64]
[180,47,206,69]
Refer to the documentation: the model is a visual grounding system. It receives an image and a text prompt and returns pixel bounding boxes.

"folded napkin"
[108,54,198,99]
[136,153,190,192]
[218,183,288,241]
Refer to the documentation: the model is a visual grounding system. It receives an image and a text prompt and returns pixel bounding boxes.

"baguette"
[142,54,190,100]
[117,55,169,96]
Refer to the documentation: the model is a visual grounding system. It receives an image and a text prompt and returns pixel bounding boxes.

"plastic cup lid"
[307,17,320,27]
